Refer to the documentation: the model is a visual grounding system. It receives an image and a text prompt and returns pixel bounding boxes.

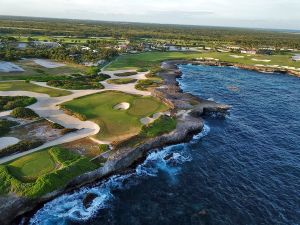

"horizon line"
[1,14,300,33]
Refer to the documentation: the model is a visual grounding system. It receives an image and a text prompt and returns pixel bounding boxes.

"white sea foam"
[30,124,210,224]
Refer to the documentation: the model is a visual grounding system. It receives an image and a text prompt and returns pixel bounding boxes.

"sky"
[0,0,300,30]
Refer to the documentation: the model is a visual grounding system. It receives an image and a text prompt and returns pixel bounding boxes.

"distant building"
[292,55,300,61]
[241,50,257,55]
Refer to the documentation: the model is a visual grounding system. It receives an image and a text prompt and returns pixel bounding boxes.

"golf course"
[62,91,169,141]
[0,147,98,197]
[0,81,71,97]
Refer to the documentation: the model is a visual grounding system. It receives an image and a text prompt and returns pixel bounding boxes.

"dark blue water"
[29,65,300,225]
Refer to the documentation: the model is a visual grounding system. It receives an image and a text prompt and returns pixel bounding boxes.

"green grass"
[0,96,37,112]
[0,81,71,97]
[0,59,87,81]
[7,150,56,182]
[106,52,300,71]
[114,115,177,148]
[107,78,137,84]
[62,91,169,141]
[0,147,99,198]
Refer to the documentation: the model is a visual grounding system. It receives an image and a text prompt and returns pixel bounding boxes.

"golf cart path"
[0,69,152,163]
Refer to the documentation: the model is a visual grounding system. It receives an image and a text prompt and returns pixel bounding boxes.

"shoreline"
[1,60,230,225]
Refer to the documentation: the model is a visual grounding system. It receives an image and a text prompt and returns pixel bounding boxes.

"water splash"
[29,125,210,225]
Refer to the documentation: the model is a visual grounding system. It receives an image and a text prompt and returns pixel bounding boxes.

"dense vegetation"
[1,16,299,49]
[107,78,137,85]
[10,107,39,119]
[0,119,18,136]
[135,79,163,91]
[114,71,138,77]
[46,73,109,90]
[0,147,99,197]
[0,96,37,112]
[0,140,44,158]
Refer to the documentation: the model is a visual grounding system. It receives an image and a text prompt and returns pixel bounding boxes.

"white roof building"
[292,55,300,61]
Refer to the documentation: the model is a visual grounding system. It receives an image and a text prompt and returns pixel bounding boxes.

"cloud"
[0,0,299,29]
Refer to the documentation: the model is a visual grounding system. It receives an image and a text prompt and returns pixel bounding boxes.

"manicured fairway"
[62,91,169,141]
[0,147,99,197]
[0,81,71,97]
[106,51,300,71]
[7,150,56,182]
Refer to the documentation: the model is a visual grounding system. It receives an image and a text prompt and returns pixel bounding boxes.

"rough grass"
[62,91,169,141]
[0,147,99,198]
[114,115,177,148]
[0,96,37,112]
[0,59,87,81]
[107,78,137,84]
[7,150,56,182]
[0,81,71,97]
[106,52,300,71]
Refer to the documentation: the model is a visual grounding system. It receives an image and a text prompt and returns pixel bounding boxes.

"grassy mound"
[114,71,138,77]
[61,91,169,141]
[107,78,137,85]
[0,96,37,112]
[10,107,39,119]
[135,79,163,91]
[46,74,109,90]
[0,81,71,97]
[0,147,99,198]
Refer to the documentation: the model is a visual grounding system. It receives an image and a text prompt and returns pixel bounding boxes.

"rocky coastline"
[0,60,230,225]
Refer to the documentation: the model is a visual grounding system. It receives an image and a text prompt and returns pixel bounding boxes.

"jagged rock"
[83,193,98,209]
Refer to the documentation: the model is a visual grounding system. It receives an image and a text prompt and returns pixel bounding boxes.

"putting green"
[0,81,71,97]
[62,91,169,141]
[7,150,56,182]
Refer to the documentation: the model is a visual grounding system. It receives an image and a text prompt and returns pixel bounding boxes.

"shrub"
[114,71,138,77]
[60,128,77,135]
[0,96,37,111]
[107,78,137,85]
[0,119,18,136]
[50,123,65,129]
[0,140,44,158]
[99,144,110,153]
[86,66,100,76]
[135,79,162,91]
[137,68,148,72]
[10,107,39,119]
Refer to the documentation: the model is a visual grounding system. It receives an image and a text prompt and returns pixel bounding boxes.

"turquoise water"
[29,65,300,225]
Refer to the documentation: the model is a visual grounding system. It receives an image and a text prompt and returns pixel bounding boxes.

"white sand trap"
[252,58,271,62]
[0,61,25,72]
[230,55,244,59]
[33,59,65,68]
[0,137,20,150]
[114,102,130,110]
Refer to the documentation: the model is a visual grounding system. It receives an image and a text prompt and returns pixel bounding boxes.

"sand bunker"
[33,59,65,68]
[0,137,20,150]
[230,55,244,59]
[0,61,25,72]
[114,102,130,110]
[252,58,271,62]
